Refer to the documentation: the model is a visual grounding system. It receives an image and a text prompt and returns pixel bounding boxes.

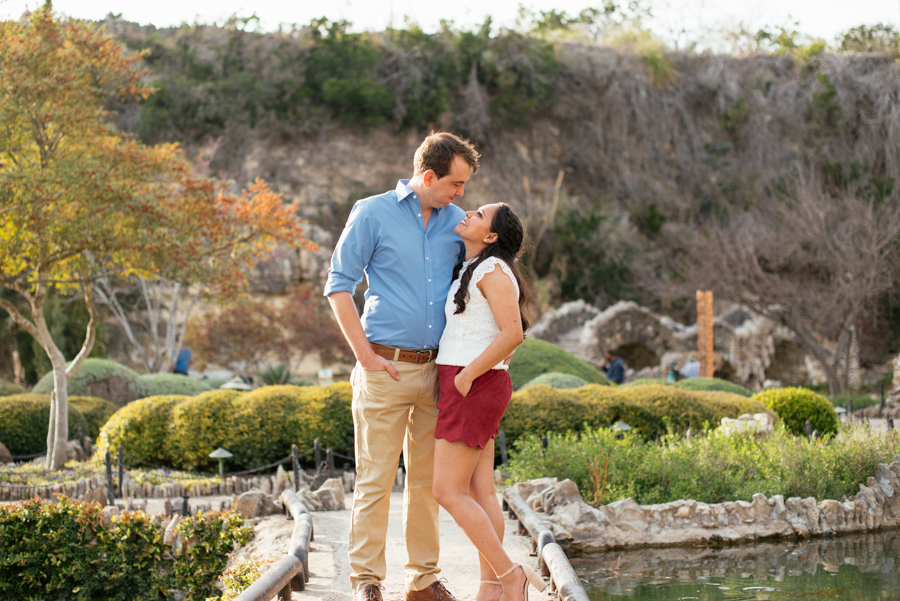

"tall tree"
[680,174,900,394]
[0,6,309,468]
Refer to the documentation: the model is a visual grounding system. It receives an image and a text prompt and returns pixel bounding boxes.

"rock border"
[514,454,900,554]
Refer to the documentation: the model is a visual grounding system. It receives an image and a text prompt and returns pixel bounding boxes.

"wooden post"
[117,444,124,498]
[696,290,714,378]
[291,444,301,494]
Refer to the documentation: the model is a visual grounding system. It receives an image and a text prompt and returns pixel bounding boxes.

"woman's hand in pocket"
[454,370,473,397]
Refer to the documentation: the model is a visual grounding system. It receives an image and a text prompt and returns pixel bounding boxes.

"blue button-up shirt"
[324,180,466,350]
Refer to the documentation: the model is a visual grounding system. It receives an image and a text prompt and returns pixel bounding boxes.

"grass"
[508,424,900,506]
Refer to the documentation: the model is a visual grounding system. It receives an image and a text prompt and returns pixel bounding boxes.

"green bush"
[69,396,118,440]
[289,377,316,387]
[619,378,670,388]
[0,394,88,456]
[521,372,588,389]
[200,377,229,390]
[229,385,322,469]
[501,384,769,442]
[674,377,753,397]
[753,387,838,436]
[33,359,147,407]
[508,338,610,390]
[169,390,243,471]
[0,497,251,601]
[96,395,187,465]
[509,425,900,506]
[140,373,212,397]
[300,383,353,456]
[0,379,24,397]
[830,392,881,411]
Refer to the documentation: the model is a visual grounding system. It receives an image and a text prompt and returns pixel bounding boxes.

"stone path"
[234,492,553,601]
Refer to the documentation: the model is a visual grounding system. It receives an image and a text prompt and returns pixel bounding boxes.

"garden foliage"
[508,425,900,506]
[500,383,768,442]
[68,396,118,440]
[0,379,23,397]
[521,372,589,389]
[140,373,213,397]
[32,358,148,407]
[0,394,88,456]
[97,383,354,471]
[753,386,839,435]
[674,378,753,397]
[508,338,610,390]
[0,497,251,601]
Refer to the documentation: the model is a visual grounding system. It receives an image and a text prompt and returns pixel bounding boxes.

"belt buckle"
[415,350,433,363]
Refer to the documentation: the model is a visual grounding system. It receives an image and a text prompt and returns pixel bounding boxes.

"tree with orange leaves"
[0,5,311,469]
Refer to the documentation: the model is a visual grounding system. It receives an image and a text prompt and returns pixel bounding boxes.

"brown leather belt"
[371,343,438,364]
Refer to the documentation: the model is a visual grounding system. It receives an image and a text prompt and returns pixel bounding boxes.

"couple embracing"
[324,132,545,601]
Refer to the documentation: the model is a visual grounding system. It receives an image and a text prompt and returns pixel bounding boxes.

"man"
[600,348,625,384]
[324,132,479,601]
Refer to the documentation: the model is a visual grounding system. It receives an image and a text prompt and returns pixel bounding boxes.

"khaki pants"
[349,360,441,593]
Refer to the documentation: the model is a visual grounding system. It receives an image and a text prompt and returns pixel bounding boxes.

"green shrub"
[69,396,118,440]
[830,392,881,411]
[619,378,670,388]
[508,338,610,390]
[0,497,251,601]
[259,364,291,386]
[289,377,316,387]
[96,395,187,465]
[509,425,900,506]
[169,390,243,471]
[140,373,212,397]
[33,359,147,407]
[521,372,588,390]
[200,377,230,390]
[0,379,24,397]
[0,394,88,456]
[674,377,753,397]
[501,384,769,442]
[301,382,354,456]
[753,387,838,436]
[229,385,322,469]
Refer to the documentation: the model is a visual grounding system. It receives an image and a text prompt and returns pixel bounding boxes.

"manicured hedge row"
[753,386,838,436]
[508,338,610,389]
[0,379,24,397]
[97,383,353,471]
[0,394,89,456]
[500,384,770,441]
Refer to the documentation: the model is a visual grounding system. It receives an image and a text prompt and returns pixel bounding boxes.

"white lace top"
[436,257,520,370]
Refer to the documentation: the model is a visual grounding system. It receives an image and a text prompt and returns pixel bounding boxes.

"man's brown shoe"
[405,580,460,601]
[356,584,383,601]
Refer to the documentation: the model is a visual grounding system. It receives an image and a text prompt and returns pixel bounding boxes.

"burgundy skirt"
[435,364,513,449]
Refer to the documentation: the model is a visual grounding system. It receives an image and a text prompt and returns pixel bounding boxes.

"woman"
[432,203,544,601]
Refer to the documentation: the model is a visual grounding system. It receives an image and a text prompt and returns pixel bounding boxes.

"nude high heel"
[497,563,547,601]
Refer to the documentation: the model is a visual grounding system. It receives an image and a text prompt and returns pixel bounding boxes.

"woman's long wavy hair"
[452,203,531,330]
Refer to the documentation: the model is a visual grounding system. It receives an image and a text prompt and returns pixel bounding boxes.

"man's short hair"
[606,348,618,357]
[413,132,480,178]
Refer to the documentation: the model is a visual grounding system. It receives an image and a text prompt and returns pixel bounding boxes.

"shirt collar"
[396,179,416,201]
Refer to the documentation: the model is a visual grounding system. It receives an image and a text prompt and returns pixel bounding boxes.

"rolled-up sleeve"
[324,201,375,297]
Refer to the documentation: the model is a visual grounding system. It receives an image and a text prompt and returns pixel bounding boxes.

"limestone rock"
[101,505,120,526]
[66,440,85,462]
[309,478,346,511]
[234,488,279,518]
[164,514,180,545]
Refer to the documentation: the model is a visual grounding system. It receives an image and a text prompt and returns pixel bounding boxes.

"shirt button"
[428,279,431,282]
[426,257,430,260]
[428,325,432,328]
[418,213,422,217]
[429,302,433,305]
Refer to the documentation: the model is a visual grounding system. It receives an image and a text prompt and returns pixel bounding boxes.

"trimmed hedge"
[33,359,147,407]
[508,338,610,390]
[0,394,88,456]
[521,372,588,390]
[68,396,118,440]
[97,383,354,471]
[674,377,753,397]
[170,390,244,471]
[754,387,839,436]
[619,378,669,388]
[140,374,212,397]
[96,395,188,465]
[500,384,770,442]
[0,379,24,397]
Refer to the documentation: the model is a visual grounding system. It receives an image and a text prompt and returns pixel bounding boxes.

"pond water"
[573,529,900,601]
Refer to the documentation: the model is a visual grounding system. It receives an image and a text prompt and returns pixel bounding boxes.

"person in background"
[172,340,192,375]
[600,348,625,384]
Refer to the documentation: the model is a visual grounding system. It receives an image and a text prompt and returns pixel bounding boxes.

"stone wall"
[529,300,828,389]
[513,460,900,553]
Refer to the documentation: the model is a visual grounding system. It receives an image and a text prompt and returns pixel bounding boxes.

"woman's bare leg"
[433,438,525,601]
[470,439,504,601]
